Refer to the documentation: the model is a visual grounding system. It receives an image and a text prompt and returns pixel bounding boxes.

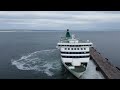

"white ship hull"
[61,58,85,79]
[56,29,93,79]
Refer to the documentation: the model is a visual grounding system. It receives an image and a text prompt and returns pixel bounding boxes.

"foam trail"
[11,48,105,79]
[11,49,61,76]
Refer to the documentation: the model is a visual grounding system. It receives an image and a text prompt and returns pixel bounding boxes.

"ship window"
[81,63,87,67]
[68,48,70,50]
[61,55,89,58]
[77,48,79,50]
[65,48,67,50]
[84,48,86,50]
[65,63,72,66]
[61,52,90,54]
[71,48,73,50]
[81,48,83,50]
[74,48,76,50]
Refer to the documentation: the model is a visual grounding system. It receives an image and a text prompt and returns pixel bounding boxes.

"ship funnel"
[66,29,71,38]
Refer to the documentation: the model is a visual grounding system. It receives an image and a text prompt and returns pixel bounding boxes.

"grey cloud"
[0,11,120,30]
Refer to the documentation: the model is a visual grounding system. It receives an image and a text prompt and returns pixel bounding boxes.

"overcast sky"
[0,11,120,31]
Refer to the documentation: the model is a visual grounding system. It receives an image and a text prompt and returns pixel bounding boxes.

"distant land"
[0,29,61,32]
[0,29,120,32]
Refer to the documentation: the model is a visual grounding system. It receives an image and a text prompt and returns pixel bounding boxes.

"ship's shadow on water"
[11,49,104,79]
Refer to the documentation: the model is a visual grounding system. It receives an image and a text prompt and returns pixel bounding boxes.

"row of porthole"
[62,55,89,58]
[64,47,86,50]
[58,45,91,47]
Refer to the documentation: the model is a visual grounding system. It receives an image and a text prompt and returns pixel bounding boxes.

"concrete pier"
[90,47,120,79]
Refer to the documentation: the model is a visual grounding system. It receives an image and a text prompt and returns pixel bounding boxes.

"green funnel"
[66,29,71,38]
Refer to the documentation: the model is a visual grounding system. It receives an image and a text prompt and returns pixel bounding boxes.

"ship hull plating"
[61,58,86,79]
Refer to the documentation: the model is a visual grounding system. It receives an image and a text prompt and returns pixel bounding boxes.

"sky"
[0,11,120,31]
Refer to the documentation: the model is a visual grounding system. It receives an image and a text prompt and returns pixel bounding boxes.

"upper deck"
[57,29,93,47]
[59,36,91,43]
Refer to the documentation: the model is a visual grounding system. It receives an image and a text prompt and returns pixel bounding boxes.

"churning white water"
[11,49,104,79]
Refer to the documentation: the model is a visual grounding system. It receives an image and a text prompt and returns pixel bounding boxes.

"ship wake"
[11,49,105,79]
[11,49,61,76]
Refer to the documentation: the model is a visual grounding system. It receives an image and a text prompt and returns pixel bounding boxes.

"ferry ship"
[56,29,93,79]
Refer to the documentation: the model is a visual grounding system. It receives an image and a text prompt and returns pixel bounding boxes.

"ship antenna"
[72,34,75,39]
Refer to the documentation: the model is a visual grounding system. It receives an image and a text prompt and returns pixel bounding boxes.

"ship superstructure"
[56,29,93,78]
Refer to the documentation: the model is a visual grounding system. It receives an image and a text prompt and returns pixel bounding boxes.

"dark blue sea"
[0,30,119,79]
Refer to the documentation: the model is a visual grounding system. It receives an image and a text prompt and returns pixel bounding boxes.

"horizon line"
[0,29,120,31]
